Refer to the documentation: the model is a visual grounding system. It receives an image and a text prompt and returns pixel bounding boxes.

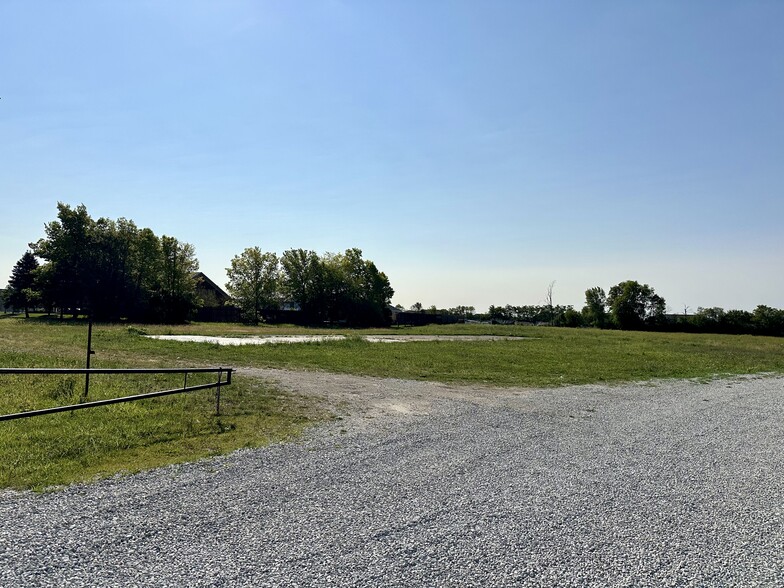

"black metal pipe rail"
[0,367,232,422]
[0,368,231,377]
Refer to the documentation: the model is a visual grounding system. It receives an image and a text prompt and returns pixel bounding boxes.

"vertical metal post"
[215,368,222,416]
[83,317,94,402]
[183,371,188,390]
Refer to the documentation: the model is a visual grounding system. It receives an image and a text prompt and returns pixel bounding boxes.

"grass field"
[129,320,784,387]
[2,315,783,490]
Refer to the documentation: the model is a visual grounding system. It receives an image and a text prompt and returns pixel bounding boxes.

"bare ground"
[236,366,535,431]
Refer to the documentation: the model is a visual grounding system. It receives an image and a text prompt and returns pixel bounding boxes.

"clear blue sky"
[2,1,782,312]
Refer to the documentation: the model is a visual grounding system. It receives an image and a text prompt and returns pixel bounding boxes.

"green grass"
[113,320,784,387]
[2,316,783,490]
[0,317,328,490]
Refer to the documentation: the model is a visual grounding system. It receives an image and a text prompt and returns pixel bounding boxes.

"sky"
[1,1,782,313]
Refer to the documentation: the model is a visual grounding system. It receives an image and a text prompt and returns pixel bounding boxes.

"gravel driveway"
[1,371,782,587]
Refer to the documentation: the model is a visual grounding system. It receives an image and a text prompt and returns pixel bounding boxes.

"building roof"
[194,272,231,304]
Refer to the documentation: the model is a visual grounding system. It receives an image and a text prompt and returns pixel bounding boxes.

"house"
[194,272,231,307]
[193,272,239,322]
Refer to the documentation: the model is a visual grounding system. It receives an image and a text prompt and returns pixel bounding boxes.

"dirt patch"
[237,367,531,433]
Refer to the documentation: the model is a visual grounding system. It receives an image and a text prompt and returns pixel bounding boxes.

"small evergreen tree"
[7,251,39,318]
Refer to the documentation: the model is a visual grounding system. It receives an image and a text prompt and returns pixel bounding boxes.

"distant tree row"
[578,280,784,336]
[5,203,200,322]
[487,304,580,326]
[404,303,476,318]
[485,280,783,337]
[667,305,784,337]
[3,205,395,326]
[226,246,394,326]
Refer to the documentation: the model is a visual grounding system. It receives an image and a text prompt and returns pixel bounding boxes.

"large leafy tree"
[128,227,163,319]
[751,305,784,336]
[226,247,279,324]
[606,280,666,330]
[149,236,200,323]
[324,248,394,326]
[31,203,94,317]
[89,216,145,320]
[582,286,608,328]
[279,249,326,323]
[6,251,40,317]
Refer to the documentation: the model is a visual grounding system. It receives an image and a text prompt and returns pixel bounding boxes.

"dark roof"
[194,272,231,304]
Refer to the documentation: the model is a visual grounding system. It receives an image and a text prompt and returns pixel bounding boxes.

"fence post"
[215,368,222,416]
[82,317,94,402]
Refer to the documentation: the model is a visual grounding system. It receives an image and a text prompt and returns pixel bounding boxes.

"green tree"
[126,227,162,320]
[150,236,200,323]
[329,248,394,326]
[33,262,59,316]
[226,247,280,324]
[722,309,754,334]
[487,305,509,322]
[559,307,585,328]
[751,305,784,336]
[88,216,143,320]
[691,307,725,332]
[30,203,95,317]
[582,287,608,328]
[447,305,475,320]
[280,249,327,323]
[606,280,666,330]
[6,251,40,317]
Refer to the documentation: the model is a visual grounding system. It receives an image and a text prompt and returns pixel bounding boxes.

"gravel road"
[1,371,782,587]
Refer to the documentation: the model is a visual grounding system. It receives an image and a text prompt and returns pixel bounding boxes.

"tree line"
[578,280,783,336]
[3,204,394,326]
[3,204,781,334]
[412,280,784,337]
[226,246,394,326]
[5,203,200,322]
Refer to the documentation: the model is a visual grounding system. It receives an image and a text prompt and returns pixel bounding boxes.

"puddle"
[145,334,527,346]
[146,335,346,345]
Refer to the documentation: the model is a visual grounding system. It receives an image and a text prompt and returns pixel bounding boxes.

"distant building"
[193,272,239,322]
[194,272,231,307]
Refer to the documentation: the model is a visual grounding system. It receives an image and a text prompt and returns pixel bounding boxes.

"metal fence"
[0,367,232,421]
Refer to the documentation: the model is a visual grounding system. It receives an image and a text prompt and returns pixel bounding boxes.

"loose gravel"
[1,372,782,587]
